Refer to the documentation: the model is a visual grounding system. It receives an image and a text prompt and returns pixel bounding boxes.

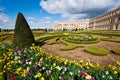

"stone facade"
[89,7,120,30]
[54,21,89,30]
[54,7,120,30]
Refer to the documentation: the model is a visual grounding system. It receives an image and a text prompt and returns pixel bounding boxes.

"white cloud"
[61,13,89,20]
[27,16,52,29]
[40,0,120,20]
[0,13,9,23]
[29,20,52,29]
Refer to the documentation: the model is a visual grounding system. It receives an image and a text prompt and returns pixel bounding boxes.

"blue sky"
[0,0,120,29]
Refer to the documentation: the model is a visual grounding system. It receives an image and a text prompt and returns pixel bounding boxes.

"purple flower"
[27,59,32,62]
[34,65,39,70]
[16,50,23,55]
[82,71,87,76]
[20,61,25,65]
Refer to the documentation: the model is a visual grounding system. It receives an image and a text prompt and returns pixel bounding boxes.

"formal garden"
[0,12,120,80]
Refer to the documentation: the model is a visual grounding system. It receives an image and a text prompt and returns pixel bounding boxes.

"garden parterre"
[1,45,120,80]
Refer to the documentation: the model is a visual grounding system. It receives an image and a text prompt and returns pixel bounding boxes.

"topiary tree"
[13,12,35,48]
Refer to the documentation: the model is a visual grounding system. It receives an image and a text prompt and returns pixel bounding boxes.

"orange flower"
[22,70,30,77]
[24,70,29,75]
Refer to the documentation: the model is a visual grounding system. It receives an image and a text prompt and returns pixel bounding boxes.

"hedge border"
[84,46,109,56]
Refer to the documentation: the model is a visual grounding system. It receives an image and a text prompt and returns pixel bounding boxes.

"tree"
[13,12,35,48]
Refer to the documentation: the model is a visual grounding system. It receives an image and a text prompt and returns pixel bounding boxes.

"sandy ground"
[42,40,120,66]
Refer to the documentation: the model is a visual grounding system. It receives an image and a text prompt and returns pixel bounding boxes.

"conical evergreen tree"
[13,12,35,48]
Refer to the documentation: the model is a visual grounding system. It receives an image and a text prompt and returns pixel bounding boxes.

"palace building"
[89,7,120,30]
[54,21,89,31]
[54,7,120,30]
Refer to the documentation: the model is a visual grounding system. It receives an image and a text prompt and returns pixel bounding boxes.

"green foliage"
[111,48,120,55]
[101,38,120,43]
[48,38,60,45]
[13,12,35,48]
[84,46,109,56]
[66,34,100,44]
[59,38,80,51]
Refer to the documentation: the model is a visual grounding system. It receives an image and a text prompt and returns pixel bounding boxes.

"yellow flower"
[85,75,92,80]
[40,77,45,80]
[0,72,3,75]
[89,63,94,68]
[16,67,23,74]
[85,62,88,66]
[53,63,56,67]
[34,72,42,78]
[87,66,89,69]
[112,66,117,70]
[80,60,84,63]
[10,60,14,64]
[114,71,118,75]
[96,63,100,67]
[116,61,120,66]
[108,64,112,68]
[0,59,3,62]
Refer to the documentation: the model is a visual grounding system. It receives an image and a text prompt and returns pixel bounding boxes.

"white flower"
[64,67,67,72]
[78,70,81,73]
[28,61,32,65]
[50,66,53,70]
[109,76,113,79]
[26,62,29,64]
[62,71,65,74]
[18,60,21,63]
[70,72,73,75]
[14,56,20,60]
[56,66,62,71]
[105,71,109,75]
[42,67,45,70]
[102,75,105,78]
[27,67,30,71]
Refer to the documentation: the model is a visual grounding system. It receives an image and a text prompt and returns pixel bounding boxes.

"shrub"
[111,48,120,55]
[84,46,109,56]
[13,12,35,48]
[48,38,60,45]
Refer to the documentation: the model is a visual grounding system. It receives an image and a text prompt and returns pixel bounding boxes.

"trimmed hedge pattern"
[84,46,109,56]
[111,48,120,55]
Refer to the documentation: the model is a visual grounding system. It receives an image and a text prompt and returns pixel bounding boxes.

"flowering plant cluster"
[68,34,96,41]
[1,45,120,80]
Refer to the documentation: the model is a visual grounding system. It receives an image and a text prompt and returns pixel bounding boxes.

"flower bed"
[66,34,100,44]
[1,45,120,80]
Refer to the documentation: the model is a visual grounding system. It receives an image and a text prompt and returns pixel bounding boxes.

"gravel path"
[42,41,120,66]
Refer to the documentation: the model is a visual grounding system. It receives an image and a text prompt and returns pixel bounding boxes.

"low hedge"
[48,38,60,45]
[84,46,109,56]
[101,38,120,43]
[59,38,79,51]
[60,45,78,51]
[66,38,100,44]
[111,48,120,55]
